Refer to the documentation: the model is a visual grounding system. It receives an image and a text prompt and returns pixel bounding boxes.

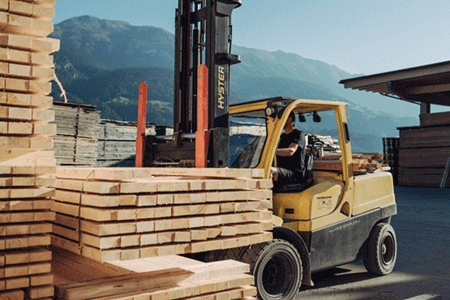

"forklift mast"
[173,0,241,168]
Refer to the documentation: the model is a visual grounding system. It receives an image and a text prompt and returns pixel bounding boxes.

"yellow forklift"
[222,96,398,300]
[141,1,398,299]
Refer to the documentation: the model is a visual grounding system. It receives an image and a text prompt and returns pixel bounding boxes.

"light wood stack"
[0,0,58,299]
[52,247,256,300]
[313,153,388,174]
[50,167,273,262]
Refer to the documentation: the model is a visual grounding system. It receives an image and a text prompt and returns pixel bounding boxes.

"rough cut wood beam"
[407,83,450,95]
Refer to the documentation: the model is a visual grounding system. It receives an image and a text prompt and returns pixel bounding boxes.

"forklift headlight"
[265,107,276,117]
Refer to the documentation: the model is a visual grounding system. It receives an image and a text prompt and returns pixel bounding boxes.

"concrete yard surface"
[296,186,450,299]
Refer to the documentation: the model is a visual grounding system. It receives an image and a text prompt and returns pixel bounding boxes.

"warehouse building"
[340,61,450,187]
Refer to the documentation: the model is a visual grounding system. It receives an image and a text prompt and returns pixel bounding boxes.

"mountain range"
[49,16,419,152]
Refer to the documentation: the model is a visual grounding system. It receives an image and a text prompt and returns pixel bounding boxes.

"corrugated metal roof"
[339,60,450,106]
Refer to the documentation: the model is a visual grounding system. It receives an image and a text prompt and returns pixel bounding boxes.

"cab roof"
[229,96,348,115]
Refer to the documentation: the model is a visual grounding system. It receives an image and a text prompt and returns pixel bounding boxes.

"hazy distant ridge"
[50,16,418,152]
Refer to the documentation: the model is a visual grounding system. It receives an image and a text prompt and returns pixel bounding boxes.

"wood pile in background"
[50,167,273,262]
[1,0,58,298]
[313,153,388,174]
[50,101,100,167]
[419,111,450,127]
[52,247,255,300]
[96,120,156,167]
[399,118,450,187]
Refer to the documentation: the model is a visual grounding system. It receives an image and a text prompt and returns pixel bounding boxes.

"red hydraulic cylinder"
[136,81,148,167]
[196,65,209,168]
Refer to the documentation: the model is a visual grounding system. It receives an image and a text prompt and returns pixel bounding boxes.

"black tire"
[364,223,397,275]
[253,239,302,300]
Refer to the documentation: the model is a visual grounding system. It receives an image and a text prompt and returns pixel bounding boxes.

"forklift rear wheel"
[253,239,302,300]
[364,223,397,275]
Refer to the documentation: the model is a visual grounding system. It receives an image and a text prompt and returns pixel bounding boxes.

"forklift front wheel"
[364,223,397,275]
[253,239,302,300]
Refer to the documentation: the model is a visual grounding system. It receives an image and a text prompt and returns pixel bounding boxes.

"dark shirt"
[277,128,305,175]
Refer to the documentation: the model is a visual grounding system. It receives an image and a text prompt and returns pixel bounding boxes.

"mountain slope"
[232,46,419,118]
[50,16,418,152]
[51,16,174,70]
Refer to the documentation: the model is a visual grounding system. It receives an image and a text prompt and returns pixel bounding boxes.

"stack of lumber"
[52,247,255,300]
[398,117,450,187]
[313,153,388,174]
[96,120,156,167]
[0,151,56,300]
[51,101,100,167]
[50,167,273,262]
[1,1,58,299]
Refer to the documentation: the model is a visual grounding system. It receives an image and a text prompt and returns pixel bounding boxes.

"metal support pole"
[440,157,450,188]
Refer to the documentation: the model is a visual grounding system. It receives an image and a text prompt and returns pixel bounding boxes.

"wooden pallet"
[50,167,273,262]
[52,247,256,300]
[1,1,57,299]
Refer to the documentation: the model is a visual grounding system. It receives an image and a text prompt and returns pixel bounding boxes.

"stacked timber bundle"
[0,152,55,300]
[96,120,156,167]
[52,247,255,300]
[51,101,100,167]
[398,113,450,187]
[0,0,58,299]
[50,167,273,262]
[313,153,388,174]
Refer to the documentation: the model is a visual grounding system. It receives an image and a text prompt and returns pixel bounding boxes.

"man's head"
[284,112,295,129]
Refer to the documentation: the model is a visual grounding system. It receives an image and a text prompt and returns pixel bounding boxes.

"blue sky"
[54,0,450,76]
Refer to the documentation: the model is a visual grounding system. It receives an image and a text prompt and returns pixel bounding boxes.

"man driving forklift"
[271,112,306,187]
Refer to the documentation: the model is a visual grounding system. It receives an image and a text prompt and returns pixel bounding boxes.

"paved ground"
[296,186,450,300]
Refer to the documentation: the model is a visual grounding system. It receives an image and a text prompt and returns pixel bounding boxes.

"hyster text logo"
[218,66,225,109]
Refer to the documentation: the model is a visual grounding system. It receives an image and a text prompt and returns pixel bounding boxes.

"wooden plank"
[0,150,56,167]
[88,274,255,300]
[3,0,55,21]
[0,248,51,267]
[52,188,266,208]
[400,147,450,168]
[0,262,51,279]
[26,285,54,299]
[55,268,194,300]
[0,174,56,187]
[420,111,450,126]
[0,199,52,212]
[0,290,24,300]
[0,11,53,37]
[146,168,264,179]
[52,231,271,262]
[0,33,58,52]
[55,167,264,181]
[56,167,152,181]
[1,234,51,250]
[0,211,54,223]
[0,106,54,122]
[0,222,52,236]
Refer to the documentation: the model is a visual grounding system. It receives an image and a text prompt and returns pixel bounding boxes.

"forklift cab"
[229,96,355,229]
[229,96,349,191]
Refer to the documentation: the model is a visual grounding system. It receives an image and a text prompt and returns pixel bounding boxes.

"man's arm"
[276,143,298,156]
